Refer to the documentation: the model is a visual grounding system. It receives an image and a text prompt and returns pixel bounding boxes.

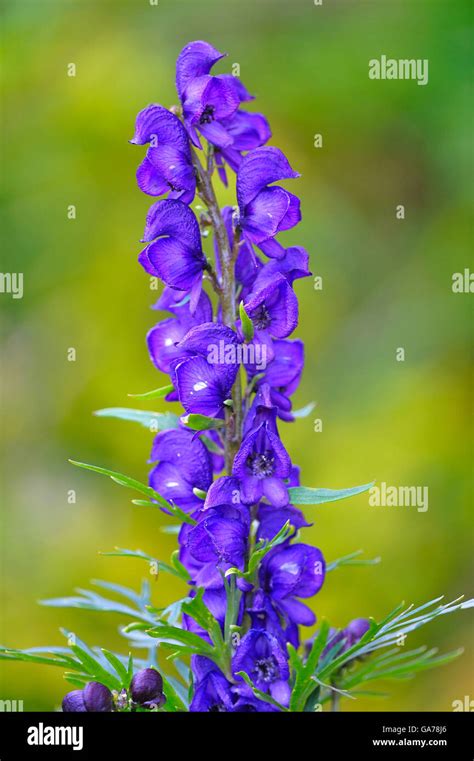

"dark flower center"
[209,702,227,712]
[199,105,215,124]
[252,305,271,330]
[246,451,275,478]
[253,657,278,683]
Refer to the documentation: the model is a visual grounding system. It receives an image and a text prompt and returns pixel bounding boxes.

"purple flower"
[214,110,272,183]
[233,403,291,507]
[237,147,301,258]
[244,274,299,339]
[130,668,166,709]
[181,504,249,586]
[147,288,212,379]
[62,690,87,713]
[260,544,326,627]
[130,104,196,203]
[176,41,249,149]
[256,501,311,542]
[138,200,207,312]
[233,629,290,706]
[62,682,113,713]
[174,323,240,417]
[254,339,305,420]
[246,590,299,650]
[149,428,212,514]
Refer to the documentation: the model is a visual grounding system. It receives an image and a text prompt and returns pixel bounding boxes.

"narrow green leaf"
[291,402,316,419]
[94,407,179,431]
[101,649,130,686]
[69,460,172,511]
[288,481,374,505]
[236,672,288,712]
[181,413,225,431]
[327,550,381,572]
[99,547,187,580]
[128,384,174,400]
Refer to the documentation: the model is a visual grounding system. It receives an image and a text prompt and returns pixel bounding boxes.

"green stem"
[190,145,243,473]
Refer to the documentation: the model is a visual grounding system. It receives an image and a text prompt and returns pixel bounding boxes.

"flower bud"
[83,681,113,712]
[62,689,87,712]
[130,667,165,709]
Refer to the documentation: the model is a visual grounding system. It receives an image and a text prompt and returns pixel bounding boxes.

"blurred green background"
[1,0,472,711]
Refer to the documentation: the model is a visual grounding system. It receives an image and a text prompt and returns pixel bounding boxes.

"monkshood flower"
[244,272,299,339]
[214,110,272,184]
[138,199,207,312]
[233,629,290,706]
[255,339,305,421]
[174,323,240,417]
[130,104,196,202]
[62,682,113,713]
[179,478,250,589]
[256,501,311,542]
[149,428,212,514]
[176,40,255,150]
[236,147,301,259]
[233,401,292,507]
[147,288,212,380]
[130,668,166,710]
[246,589,299,650]
[260,544,326,628]
[190,660,235,712]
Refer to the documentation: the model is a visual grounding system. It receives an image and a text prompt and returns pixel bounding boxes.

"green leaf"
[245,521,292,579]
[128,384,174,400]
[236,672,288,712]
[69,459,172,511]
[145,624,215,658]
[288,481,374,505]
[327,550,381,572]
[181,413,225,431]
[70,644,122,691]
[291,402,316,418]
[101,649,130,687]
[239,300,254,341]
[288,620,330,712]
[200,435,224,455]
[161,673,188,712]
[99,547,189,581]
[94,407,179,431]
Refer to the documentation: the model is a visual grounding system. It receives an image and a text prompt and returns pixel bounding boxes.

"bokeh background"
[1,0,472,711]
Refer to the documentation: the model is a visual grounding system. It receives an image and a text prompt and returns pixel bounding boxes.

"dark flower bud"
[83,681,113,712]
[130,668,165,708]
[62,689,87,713]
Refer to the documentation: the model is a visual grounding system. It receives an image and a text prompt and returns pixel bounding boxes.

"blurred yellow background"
[1,0,472,710]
